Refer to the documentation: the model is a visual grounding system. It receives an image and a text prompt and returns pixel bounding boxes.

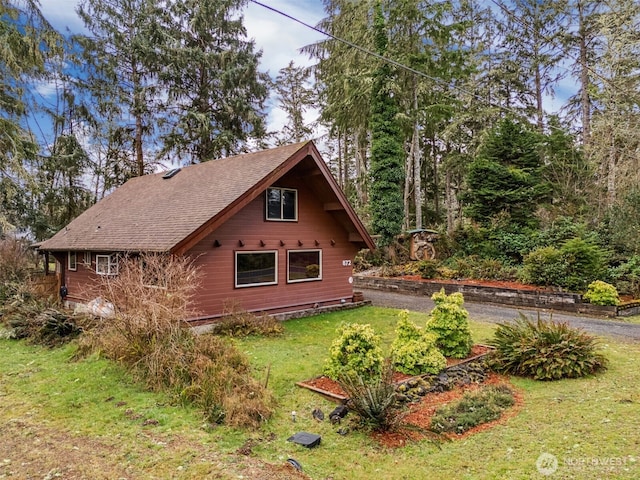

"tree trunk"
[412,87,422,230]
[578,0,591,146]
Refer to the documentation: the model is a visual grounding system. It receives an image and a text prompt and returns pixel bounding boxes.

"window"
[266,187,297,221]
[96,254,118,276]
[235,251,277,287]
[288,250,322,283]
[83,251,91,265]
[68,251,77,271]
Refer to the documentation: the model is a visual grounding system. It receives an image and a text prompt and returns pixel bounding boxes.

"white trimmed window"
[68,251,77,271]
[83,251,91,265]
[266,187,297,221]
[96,254,118,276]
[288,250,322,283]
[235,251,278,287]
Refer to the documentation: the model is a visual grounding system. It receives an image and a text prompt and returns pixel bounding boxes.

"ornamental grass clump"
[426,289,473,358]
[488,314,608,380]
[324,323,384,381]
[338,358,405,433]
[391,310,446,375]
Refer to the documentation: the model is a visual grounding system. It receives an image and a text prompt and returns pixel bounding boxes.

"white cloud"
[40,0,86,33]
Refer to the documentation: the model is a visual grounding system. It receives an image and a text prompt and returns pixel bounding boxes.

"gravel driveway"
[361,288,640,341]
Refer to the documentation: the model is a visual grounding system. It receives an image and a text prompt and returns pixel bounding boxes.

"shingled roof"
[38,141,374,254]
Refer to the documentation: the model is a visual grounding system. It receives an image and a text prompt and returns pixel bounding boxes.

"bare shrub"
[211,299,284,337]
[0,237,39,303]
[80,253,274,428]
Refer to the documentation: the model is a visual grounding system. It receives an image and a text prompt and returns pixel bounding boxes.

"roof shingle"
[39,142,309,252]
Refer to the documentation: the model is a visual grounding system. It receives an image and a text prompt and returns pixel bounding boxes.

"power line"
[249,0,543,126]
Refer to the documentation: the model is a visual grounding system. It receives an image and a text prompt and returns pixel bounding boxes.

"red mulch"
[399,275,551,292]
[387,373,523,447]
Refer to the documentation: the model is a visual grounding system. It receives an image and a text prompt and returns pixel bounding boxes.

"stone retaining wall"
[354,276,639,318]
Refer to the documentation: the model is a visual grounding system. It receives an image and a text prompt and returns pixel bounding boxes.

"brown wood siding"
[63,252,103,302]
[188,174,359,319]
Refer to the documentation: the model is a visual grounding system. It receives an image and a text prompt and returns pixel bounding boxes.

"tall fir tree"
[159,0,268,163]
[75,0,168,182]
[0,0,61,234]
[274,61,316,144]
[369,0,405,247]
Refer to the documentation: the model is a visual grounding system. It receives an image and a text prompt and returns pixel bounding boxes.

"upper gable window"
[266,187,297,221]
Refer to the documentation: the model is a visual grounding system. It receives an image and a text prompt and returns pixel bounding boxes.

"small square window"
[96,254,118,276]
[68,251,77,271]
[288,250,322,283]
[266,187,297,221]
[235,251,278,287]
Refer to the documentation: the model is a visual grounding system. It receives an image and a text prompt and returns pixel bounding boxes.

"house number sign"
[342,260,352,266]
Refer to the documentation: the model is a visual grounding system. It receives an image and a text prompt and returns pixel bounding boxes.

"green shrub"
[1,296,87,347]
[560,237,607,291]
[521,246,567,286]
[609,255,640,298]
[426,289,473,358]
[338,358,405,433]
[324,323,384,381]
[449,255,513,281]
[429,385,515,435]
[391,310,446,375]
[583,280,619,306]
[488,315,608,380]
[521,238,608,291]
[416,259,439,279]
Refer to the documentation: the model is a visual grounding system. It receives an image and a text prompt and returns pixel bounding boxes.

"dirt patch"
[0,415,309,480]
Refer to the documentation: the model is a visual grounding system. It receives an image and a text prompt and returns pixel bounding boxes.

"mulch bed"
[398,275,552,292]
[297,345,523,449]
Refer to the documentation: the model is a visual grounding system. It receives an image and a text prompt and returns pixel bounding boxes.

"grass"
[1,307,640,479]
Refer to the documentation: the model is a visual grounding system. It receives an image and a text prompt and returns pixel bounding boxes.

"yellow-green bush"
[583,280,619,306]
[426,289,473,358]
[391,310,446,375]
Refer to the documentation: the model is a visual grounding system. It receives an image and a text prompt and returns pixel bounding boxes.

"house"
[37,141,375,321]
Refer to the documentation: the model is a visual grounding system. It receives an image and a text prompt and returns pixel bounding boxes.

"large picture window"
[235,251,278,287]
[266,187,297,221]
[96,254,118,276]
[288,250,322,283]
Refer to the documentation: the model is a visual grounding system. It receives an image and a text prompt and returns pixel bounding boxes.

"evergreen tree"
[542,116,594,218]
[303,0,374,208]
[75,0,168,180]
[274,61,316,144]
[369,0,404,247]
[0,0,61,234]
[159,0,268,163]
[463,118,548,227]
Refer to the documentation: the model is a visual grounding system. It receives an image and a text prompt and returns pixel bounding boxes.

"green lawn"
[1,306,639,479]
